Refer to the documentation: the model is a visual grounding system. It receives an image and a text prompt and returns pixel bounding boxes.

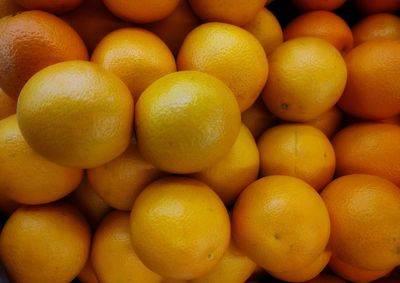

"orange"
[177,22,268,112]
[147,0,201,56]
[243,8,283,55]
[0,88,16,120]
[0,115,83,205]
[352,14,400,47]
[17,60,134,169]
[188,0,267,26]
[0,193,19,215]
[91,27,176,102]
[102,0,180,23]
[305,273,346,283]
[258,124,336,192]
[284,11,353,54]
[354,0,400,15]
[338,39,400,119]
[0,203,91,283]
[162,279,187,283]
[62,0,130,52]
[130,177,230,280]
[135,71,241,174]
[232,175,330,273]
[69,176,110,228]
[241,98,276,139]
[304,106,343,139]
[332,123,400,187]
[292,0,346,11]
[77,260,100,283]
[91,211,161,283]
[322,174,400,271]
[329,256,391,283]
[0,10,88,98]
[190,240,257,283]
[0,0,23,18]
[263,37,346,122]
[87,142,164,211]
[15,0,82,14]
[270,250,331,282]
[193,124,259,205]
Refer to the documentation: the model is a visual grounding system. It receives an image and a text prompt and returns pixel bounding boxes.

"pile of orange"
[0,0,399,282]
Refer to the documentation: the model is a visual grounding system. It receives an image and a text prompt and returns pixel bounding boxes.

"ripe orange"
[188,0,267,26]
[0,10,88,98]
[284,11,353,54]
[17,60,134,169]
[332,123,400,187]
[69,176,110,228]
[147,0,201,56]
[77,260,100,283]
[177,22,268,112]
[304,106,343,138]
[91,27,176,102]
[0,203,91,283]
[338,39,400,119]
[305,273,346,283]
[102,0,180,23]
[258,124,336,192]
[0,88,16,120]
[193,124,259,205]
[0,115,83,205]
[322,174,400,271]
[243,8,283,55]
[62,0,130,52]
[292,0,346,11]
[87,142,164,211]
[91,211,161,283]
[263,37,347,122]
[241,98,276,139]
[232,175,330,273]
[130,177,230,280]
[352,14,400,47]
[354,0,400,14]
[190,240,257,283]
[0,0,23,18]
[135,71,241,174]
[15,0,82,14]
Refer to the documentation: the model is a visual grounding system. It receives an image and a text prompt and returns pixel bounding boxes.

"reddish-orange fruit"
[304,106,343,138]
[284,11,353,54]
[292,0,346,11]
[77,260,100,283]
[354,0,400,14]
[0,0,24,18]
[15,0,82,14]
[305,273,346,283]
[241,98,276,140]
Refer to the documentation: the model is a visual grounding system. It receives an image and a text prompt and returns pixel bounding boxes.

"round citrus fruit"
[241,98,276,139]
[305,273,345,283]
[0,0,23,18]
[0,88,16,120]
[15,0,82,14]
[77,260,100,283]
[304,106,343,138]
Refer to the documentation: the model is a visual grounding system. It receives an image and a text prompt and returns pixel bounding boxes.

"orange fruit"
[0,193,19,215]
[354,0,400,15]
[147,0,201,56]
[329,256,391,283]
[243,8,283,55]
[87,142,164,211]
[69,176,110,228]
[0,0,23,18]
[62,0,130,52]
[305,273,346,283]
[263,37,347,122]
[91,211,161,283]
[91,27,176,102]
[193,124,259,205]
[77,260,100,283]
[258,124,336,192]
[0,115,83,205]
[338,39,400,119]
[0,88,16,120]
[161,279,187,283]
[130,177,230,280]
[17,60,134,169]
[0,203,91,283]
[135,71,241,174]
[232,175,330,273]
[190,240,257,283]
[292,0,346,11]
[322,174,400,271]
[270,250,331,282]
[0,10,88,98]
[177,22,268,112]
[332,123,400,187]
[102,0,180,23]
[14,0,82,14]
[352,14,400,47]
[188,0,267,26]
[304,106,343,139]
[283,11,353,54]
[241,98,276,139]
